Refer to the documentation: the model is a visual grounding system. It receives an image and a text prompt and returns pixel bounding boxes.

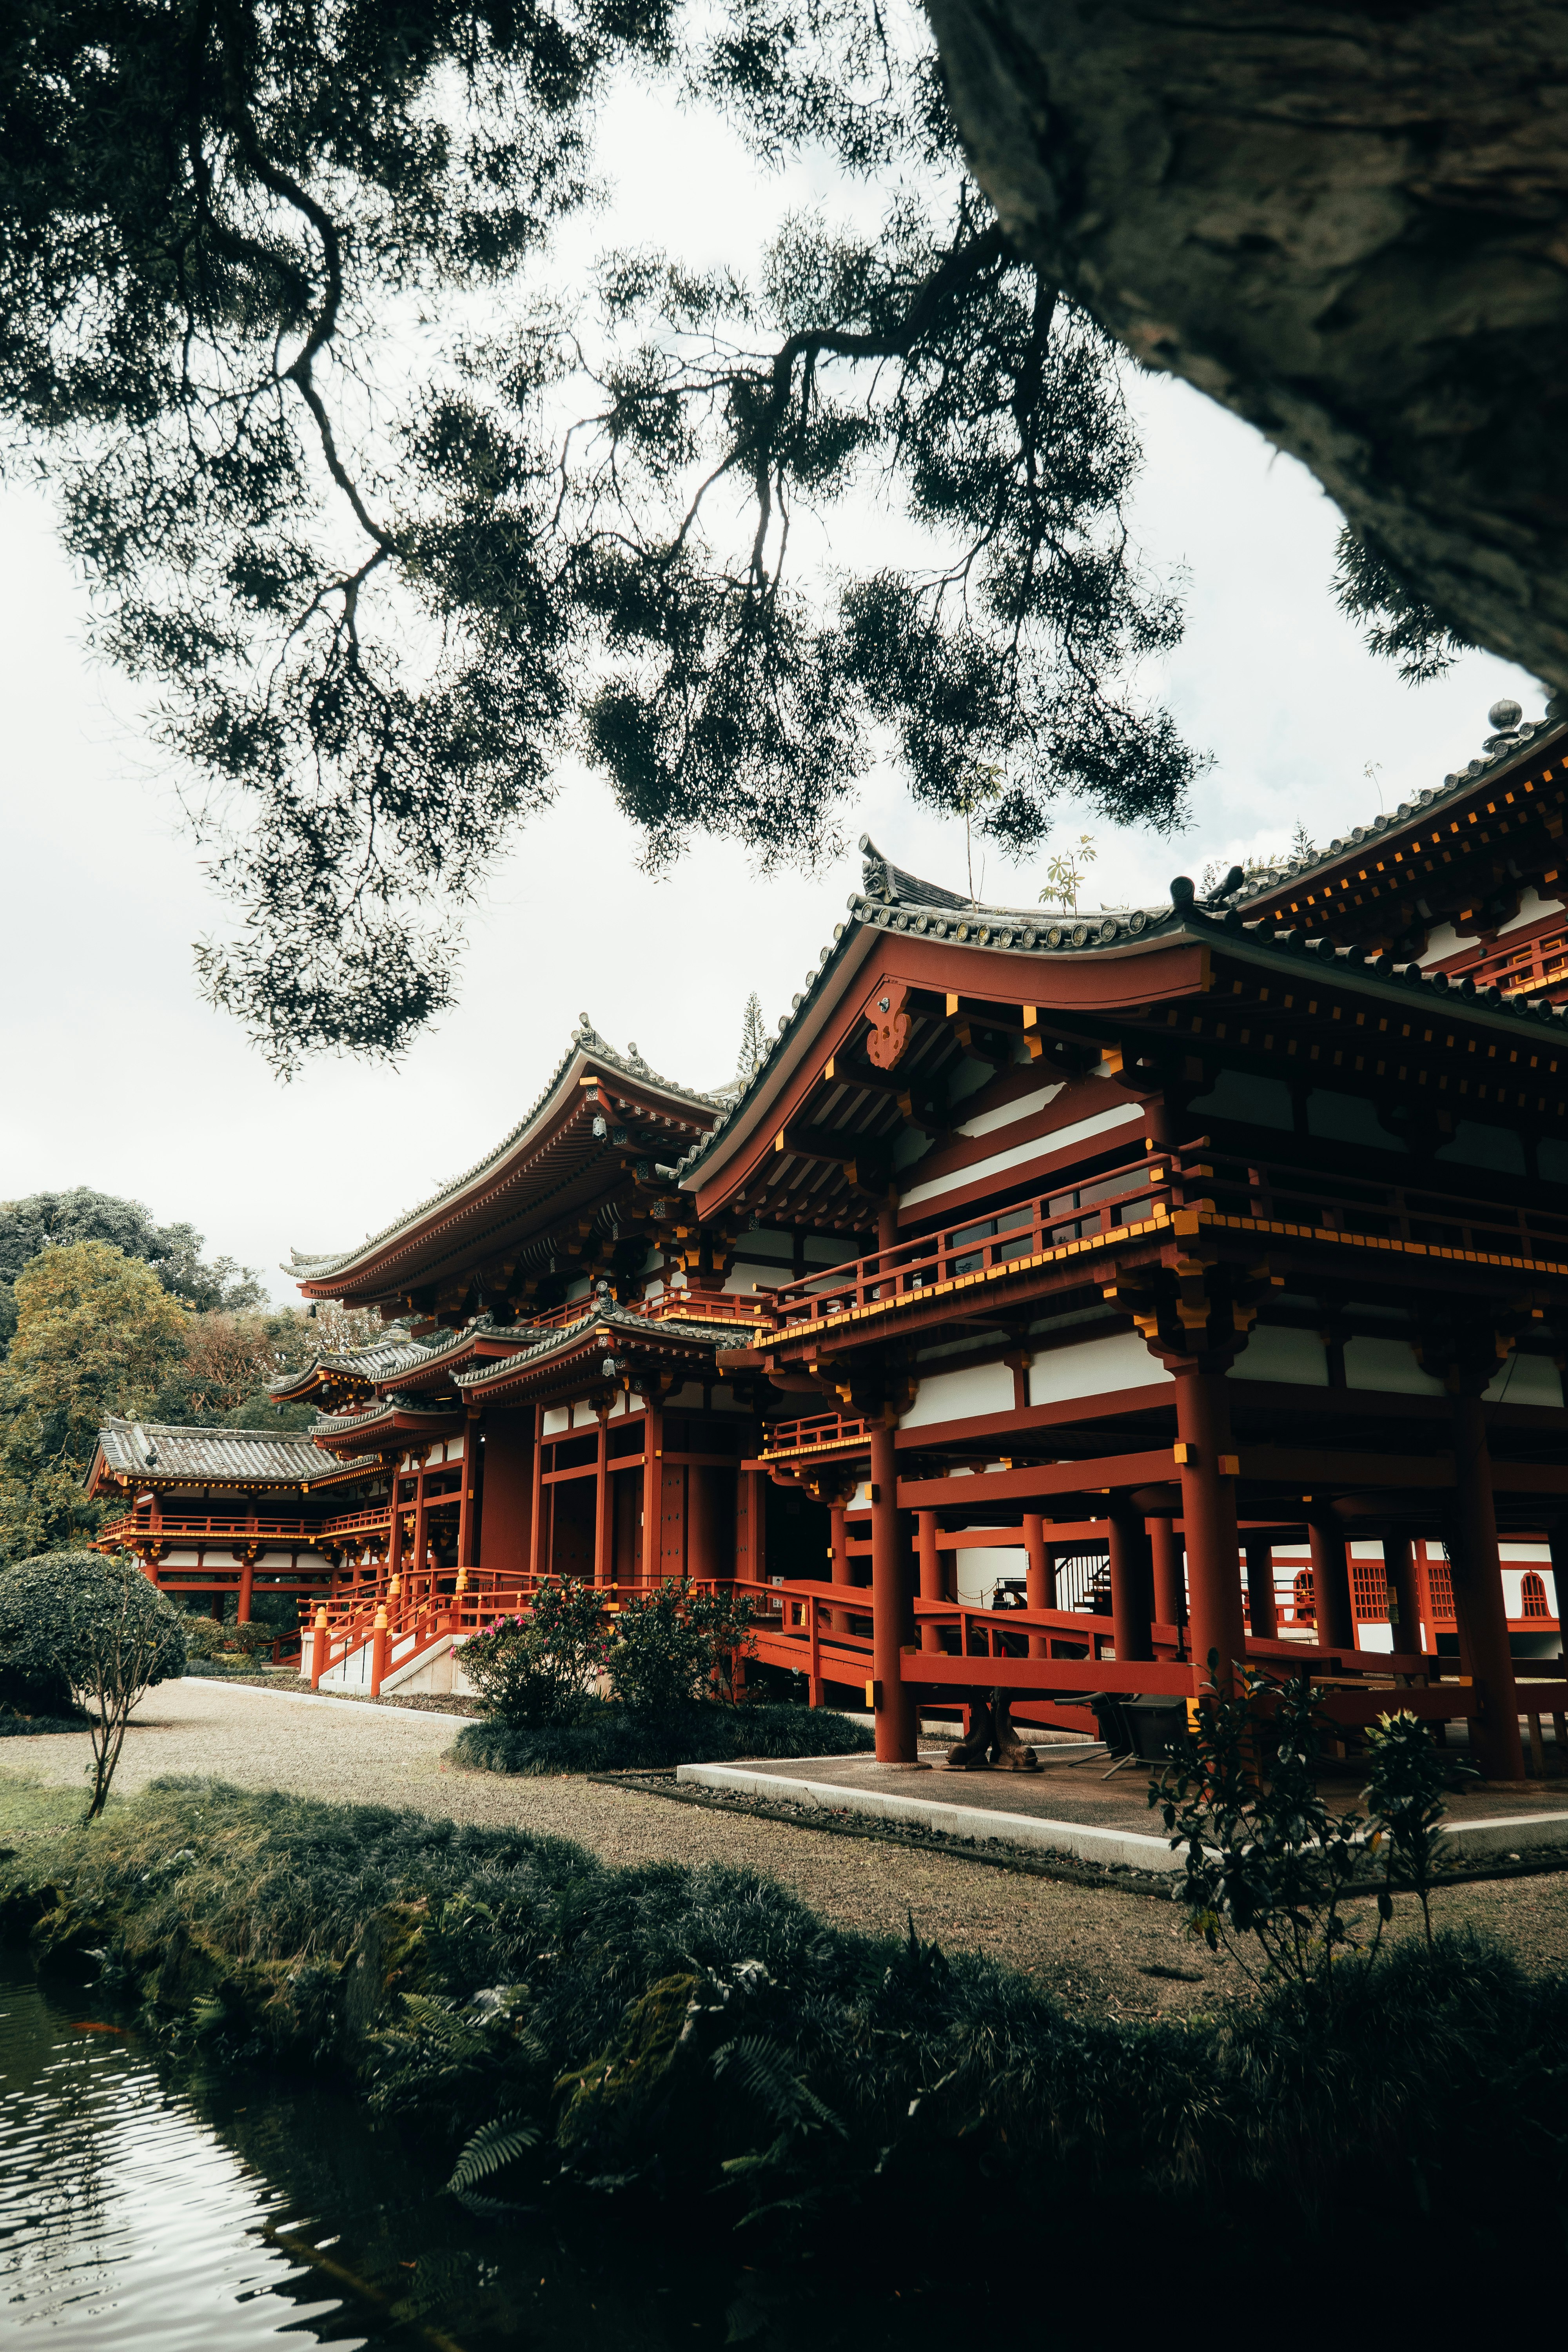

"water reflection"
[0,1964,834,2351]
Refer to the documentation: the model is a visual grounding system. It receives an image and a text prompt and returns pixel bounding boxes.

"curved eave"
[456,1308,739,1405]
[310,1406,464,1456]
[286,1031,722,1304]
[1232,719,1568,927]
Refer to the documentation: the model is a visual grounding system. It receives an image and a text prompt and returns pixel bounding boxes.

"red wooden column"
[744,1468,766,1586]
[594,1414,612,1589]
[828,1500,850,1631]
[456,1415,479,1572]
[237,1548,255,1625]
[641,1399,664,1589]
[410,1459,429,1612]
[877,1197,899,1298]
[1449,1394,1525,1780]
[1107,1500,1154,1661]
[528,1404,545,1586]
[1173,1369,1247,1692]
[1151,1520,1186,1641]
[386,1461,405,1600]
[688,1462,717,1583]
[917,1509,944,1653]
[1023,1513,1049,1657]
[1307,1511,1354,1651]
[869,1423,917,1761]
[1244,1536,1277,1641]
[1384,1534,1422,1657]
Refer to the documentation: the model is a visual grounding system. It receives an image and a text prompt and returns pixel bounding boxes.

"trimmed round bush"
[452,1697,874,1776]
[0,1549,188,1812]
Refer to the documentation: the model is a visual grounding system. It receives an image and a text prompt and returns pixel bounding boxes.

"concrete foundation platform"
[677,1744,1568,1874]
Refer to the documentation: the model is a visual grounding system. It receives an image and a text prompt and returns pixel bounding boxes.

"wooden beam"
[897,1448,1176,1509]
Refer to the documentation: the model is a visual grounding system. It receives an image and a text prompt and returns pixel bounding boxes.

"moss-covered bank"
[3,1777,1565,2266]
[451,1698,873,1775]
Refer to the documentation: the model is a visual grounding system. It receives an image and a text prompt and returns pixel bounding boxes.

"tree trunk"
[927,0,1568,691]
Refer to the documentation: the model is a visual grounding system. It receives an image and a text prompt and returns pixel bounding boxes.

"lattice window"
[1425,1553,1455,1621]
[1351,1560,1390,1621]
[1521,1569,1551,1620]
[1291,1568,1314,1624]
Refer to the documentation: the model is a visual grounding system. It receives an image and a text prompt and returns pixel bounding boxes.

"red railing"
[100,1507,392,1549]
[522,1289,773,1334]
[760,1412,875,1457]
[766,1153,1175,1326]
[759,1139,1568,1334]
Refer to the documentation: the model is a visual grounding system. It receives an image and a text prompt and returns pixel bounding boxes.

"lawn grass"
[0,1766,114,1846]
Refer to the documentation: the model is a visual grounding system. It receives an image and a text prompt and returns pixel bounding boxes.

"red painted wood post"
[917,1508,944,1653]
[527,1403,544,1588]
[1023,1513,1049,1657]
[642,1399,663,1590]
[1151,1520,1186,1639]
[1384,1534,1422,1658]
[1173,1369,1247,1695]
[310,1604,329,1690]
[1244,1537,1277,1641]
[1308,1511,1355,1651]
[829,1501,850,1631]
[456,1414,477,1572]
[594,1414,612,1588]
[387,1463,404,1608]
[237,1549,255,1625]
[869,1423,917,1762]
[1448,1394,1526,1780]
[687,1461,716,1583]
[1108,1499,1154,1661]
[369,1603,389,1699]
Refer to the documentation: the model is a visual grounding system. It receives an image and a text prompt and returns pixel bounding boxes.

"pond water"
[0,1961,815,2350]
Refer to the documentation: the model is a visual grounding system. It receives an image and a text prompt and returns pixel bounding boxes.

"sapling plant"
[1154,1657,1475,1988]
[1363,1708,1477,1946]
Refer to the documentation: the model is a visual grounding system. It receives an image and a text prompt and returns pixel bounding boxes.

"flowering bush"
[606,1580,756,1715]
[462,1578,611,1725]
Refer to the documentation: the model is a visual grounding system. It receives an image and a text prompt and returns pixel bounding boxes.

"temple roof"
[93,1418,344,1485]
[670,806,1568,1206]
[268,1328,434,1402]
[456,1294,751,1397]
[283,1016,722,1305]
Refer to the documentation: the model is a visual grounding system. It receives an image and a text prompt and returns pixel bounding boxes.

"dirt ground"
[4,1679,1566,2015]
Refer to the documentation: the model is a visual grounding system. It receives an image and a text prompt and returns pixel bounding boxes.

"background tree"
[0,1549,187,1815]
[735,993,770,1087]
[0,1242,191,1560]
[0,0,1205,1073]
[0,1187,263,1344]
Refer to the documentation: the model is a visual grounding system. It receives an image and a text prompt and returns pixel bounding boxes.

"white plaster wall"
[953,1544,1027,1604]
[902,1359,1015,1428]
[1343,1337,1447,1396]
[1028,1331,1173,1405]
[542,1407,570,1434]
[953,1082,1064,1142]
[899,1095,1144,1209]
[1231,1326,1329,1386]
[1485,1354,1564,1408]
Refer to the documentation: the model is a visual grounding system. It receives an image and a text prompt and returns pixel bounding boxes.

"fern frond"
[446,2111,541,2193]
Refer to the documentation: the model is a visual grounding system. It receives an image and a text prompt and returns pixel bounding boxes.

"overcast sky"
[0,74,1541,1305]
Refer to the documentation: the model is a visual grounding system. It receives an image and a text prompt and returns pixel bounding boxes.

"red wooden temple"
[90,705,1568,1778]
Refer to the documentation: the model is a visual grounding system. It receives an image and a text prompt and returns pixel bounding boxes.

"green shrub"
[452,1696,873,1775]
[0,1549,186,1815]
[4,1777,1565,2267]
[606,1580,756,1714]
[463,1581,612,1725]
[182,1615,276,1661]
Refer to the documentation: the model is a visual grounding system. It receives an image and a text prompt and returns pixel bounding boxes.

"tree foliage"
[0,1186,263,1345]
[0,1242,193,1562]
[463,1579,614,1725]
[0,1548,186,1814]
[1330,526,1473,686]
[0,0,1207,1071]
[606,1577,756,1712]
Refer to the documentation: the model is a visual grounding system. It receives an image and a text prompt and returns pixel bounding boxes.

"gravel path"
[6,1680,1566,2012]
